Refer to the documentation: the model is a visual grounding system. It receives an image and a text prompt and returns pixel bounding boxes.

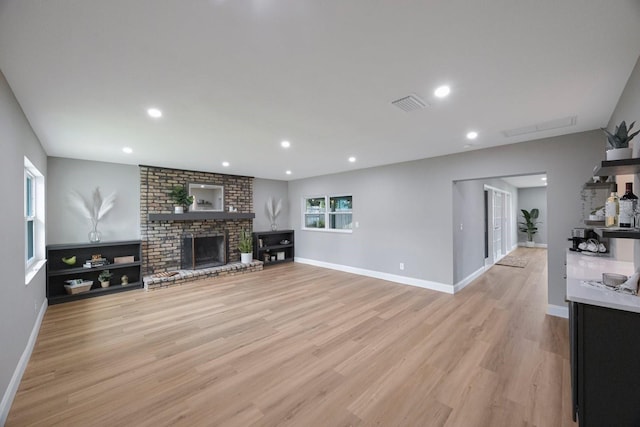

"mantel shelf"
[593,158,640,176]
[148,212,255,221]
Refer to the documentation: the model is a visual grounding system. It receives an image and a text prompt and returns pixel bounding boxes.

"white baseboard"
[0,298,47,425]
[518,242,548,248]
[547,304,568,318]
[295,257,455,294]
[453,265,488,293]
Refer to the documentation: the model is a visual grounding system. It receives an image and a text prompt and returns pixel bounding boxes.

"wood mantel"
[148,212,255,221]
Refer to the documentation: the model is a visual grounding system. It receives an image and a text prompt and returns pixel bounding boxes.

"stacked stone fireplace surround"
[140,165,262,289]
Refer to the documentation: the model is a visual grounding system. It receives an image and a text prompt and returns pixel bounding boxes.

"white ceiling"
[1,1,639,180]
[501,174,547,189]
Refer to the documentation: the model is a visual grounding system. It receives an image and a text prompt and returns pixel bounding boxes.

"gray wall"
[47,158,140,244]
[253,178,289,232]
[288,130,604,308]
[518,187,548,245]
[608,56,640,267]
[0,70,47,419]
[452,178,518,284]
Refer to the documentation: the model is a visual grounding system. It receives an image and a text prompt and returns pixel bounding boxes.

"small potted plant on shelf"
[602,120,640,160]
[169,185,194,214]
[98,270,113,288]
[519,209,540,248]
[238,229,253,264]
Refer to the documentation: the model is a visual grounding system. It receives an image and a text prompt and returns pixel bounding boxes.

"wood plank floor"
[7,247,575,426]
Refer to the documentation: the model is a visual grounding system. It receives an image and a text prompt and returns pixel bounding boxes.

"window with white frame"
[24,156,45,284]
[25,168,35,266]
[303,195,352,232]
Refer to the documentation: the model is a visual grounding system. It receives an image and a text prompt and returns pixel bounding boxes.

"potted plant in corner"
[238,229,253,264]
[169,185,194,214]
[519,209,540,248]
[602,121,639,160]
[98,270,113,288]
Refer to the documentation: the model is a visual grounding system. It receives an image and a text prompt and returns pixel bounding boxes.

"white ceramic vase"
[240,253,252,264]
[174,206,184,214]
[525,241,535,248]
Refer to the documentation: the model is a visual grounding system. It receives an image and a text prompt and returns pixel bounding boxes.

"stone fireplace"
[181,233,227,270]
[140,165,255,276]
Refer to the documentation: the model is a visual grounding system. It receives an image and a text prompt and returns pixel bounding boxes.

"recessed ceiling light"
[281,140,290,148]
[122,147,133,154]
[348,156,356,163]
[147,108,162,118]
[542,177,547,181]
[222,161,230,167]
[466,131,478,140]
[434,85,450,98]
[286,170,292,175]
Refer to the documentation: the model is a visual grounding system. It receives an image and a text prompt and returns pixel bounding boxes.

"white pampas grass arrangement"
[68,187,116,230]
[265,197,282,225]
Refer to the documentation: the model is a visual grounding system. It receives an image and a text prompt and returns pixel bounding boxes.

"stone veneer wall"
[140,165,254,275]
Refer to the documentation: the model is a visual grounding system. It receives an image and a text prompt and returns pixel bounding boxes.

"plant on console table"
[602,120,639,160]
[519,209,540,248]
[238,229,253,264]
[169,186,194,214]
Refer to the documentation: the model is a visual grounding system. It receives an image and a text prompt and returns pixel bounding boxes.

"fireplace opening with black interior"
[181,233,228,270]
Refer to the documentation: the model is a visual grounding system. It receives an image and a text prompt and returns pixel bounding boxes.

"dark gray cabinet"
[46,240,142,304]
[570,301,640,426]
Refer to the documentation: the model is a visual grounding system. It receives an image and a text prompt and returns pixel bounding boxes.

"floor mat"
[495,256,528,268]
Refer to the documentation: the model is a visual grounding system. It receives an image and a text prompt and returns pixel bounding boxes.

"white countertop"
[566,250,640,313]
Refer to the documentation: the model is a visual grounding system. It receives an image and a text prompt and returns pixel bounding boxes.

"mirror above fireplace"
[189,183,224,212]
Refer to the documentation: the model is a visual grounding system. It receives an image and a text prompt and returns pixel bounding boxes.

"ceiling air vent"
[391,94,428,112]
[502,116,577,137]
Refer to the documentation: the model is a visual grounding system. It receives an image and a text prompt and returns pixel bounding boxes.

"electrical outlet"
[399,262,405,270]
[460,223,463,231]
[355,221,359,228]
[34,301,38,313]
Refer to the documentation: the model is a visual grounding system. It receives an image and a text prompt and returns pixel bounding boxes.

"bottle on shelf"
[619,182,638,228]
[605,186,619,228]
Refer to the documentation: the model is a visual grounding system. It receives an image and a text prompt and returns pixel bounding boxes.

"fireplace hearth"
[181,233,227,270]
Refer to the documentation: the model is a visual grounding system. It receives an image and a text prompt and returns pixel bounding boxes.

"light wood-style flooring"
[8,247,575,426]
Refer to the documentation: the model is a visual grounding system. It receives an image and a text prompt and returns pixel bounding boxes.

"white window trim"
[302,194,353,233]
[24,157,46,285]
[25,168,36,269]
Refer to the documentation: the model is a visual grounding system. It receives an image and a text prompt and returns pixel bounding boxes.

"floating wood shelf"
[593,158,640,176]
[148,212,255,221]
[594,228,640,239]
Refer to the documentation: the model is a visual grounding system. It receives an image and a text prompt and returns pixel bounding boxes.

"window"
[25,169,35,266]
[24,156,45,284]
[303,195,352,232]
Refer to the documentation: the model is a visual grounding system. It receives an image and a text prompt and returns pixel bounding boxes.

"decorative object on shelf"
[279,240,290,245]
[519,208,540,247]
[578,238,607,253]
[64,280,93,295]
[238,229,253,264]
[121,275,129,285]
[265,197,282,231]
[605,189,620,227]
[588,206,605,221]
[114,255,134,264]
[602,120,639,160]
[61,256,76,266]
[619,182,638,228]
[98,269,113,288]
[169,185,194,214]
[68,187,116,243]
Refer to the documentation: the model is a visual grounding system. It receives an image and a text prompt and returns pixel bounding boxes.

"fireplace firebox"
[181,233,227,270]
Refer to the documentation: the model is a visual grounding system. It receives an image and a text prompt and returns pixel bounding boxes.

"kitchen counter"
[566,249,640,313]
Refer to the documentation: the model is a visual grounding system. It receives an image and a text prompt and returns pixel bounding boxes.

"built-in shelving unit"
[148,212,255,221]
[46,240,142,305]
[253,230,294,266]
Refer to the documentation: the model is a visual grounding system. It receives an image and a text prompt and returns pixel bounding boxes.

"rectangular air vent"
[391,94,428,112]
[502,116,577,137]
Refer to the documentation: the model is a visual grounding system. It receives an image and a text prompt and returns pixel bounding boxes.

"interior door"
[493,191,503,260]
